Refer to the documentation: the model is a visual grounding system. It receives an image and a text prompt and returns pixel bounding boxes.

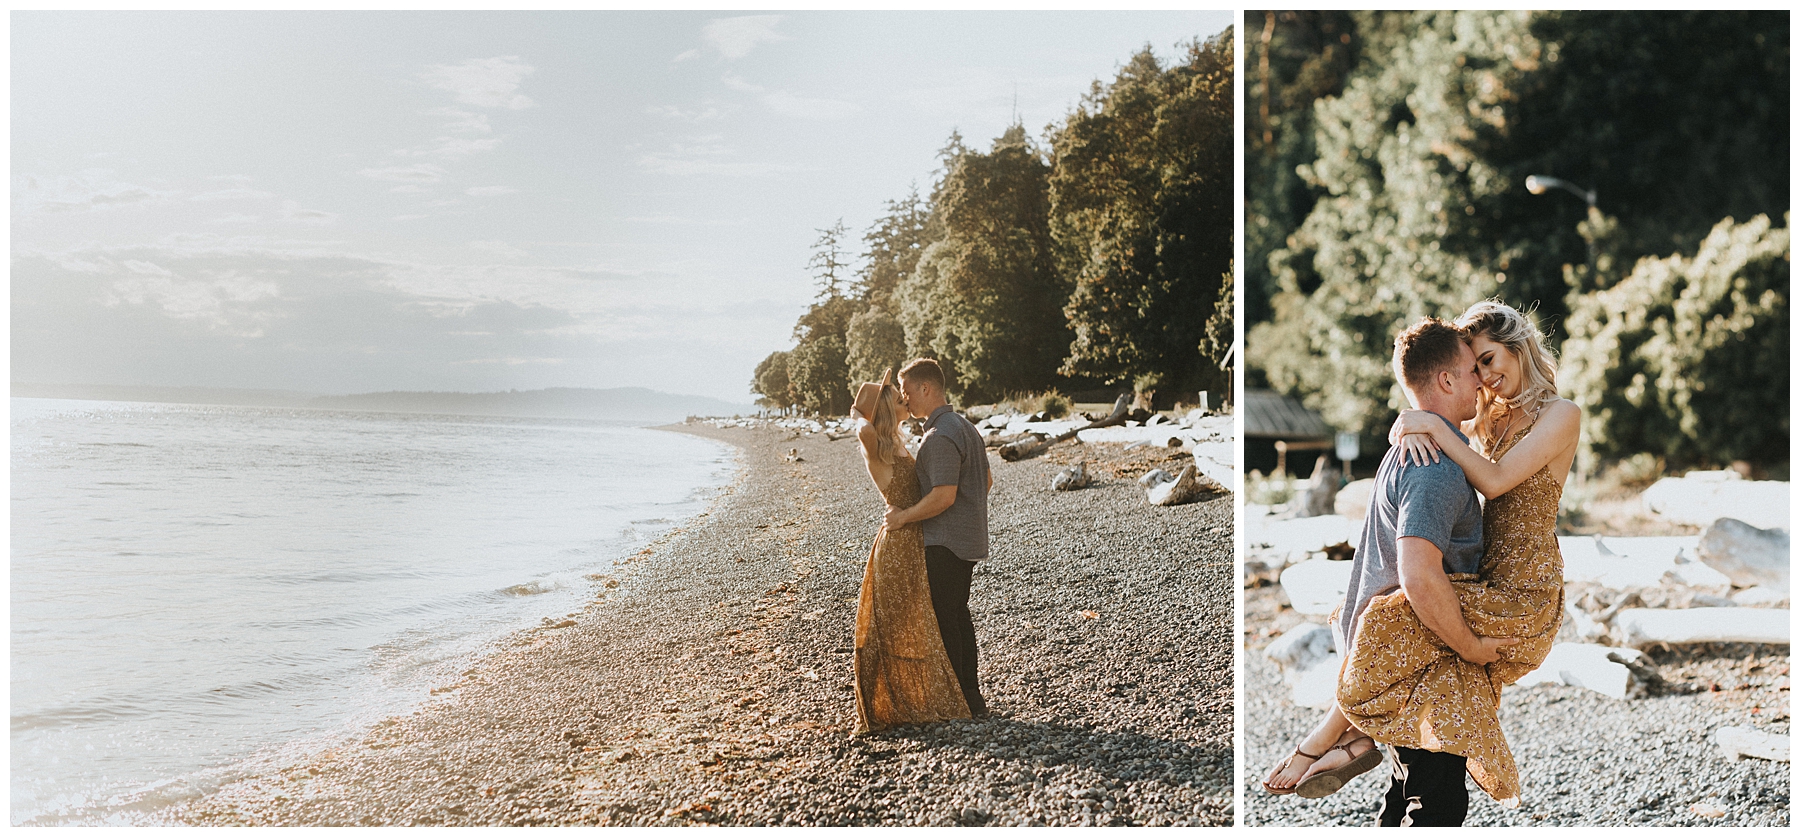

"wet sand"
[175,422,1235,826]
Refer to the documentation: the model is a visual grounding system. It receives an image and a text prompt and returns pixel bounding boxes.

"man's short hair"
[1393,318,1468,392]
[898,357,946,393]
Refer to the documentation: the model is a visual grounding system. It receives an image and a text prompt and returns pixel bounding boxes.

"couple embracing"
[846,358,991,733]
[1263,300,1580,826]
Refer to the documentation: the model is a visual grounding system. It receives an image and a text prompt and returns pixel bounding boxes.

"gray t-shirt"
[915,405,991,562]
[1335,413,1485,656]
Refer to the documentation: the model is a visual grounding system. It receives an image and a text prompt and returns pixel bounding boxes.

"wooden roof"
[1244,388,1333,440]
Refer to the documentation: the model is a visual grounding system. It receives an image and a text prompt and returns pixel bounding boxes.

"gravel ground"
[1242,585,1791,827]
[173,423,1234,826]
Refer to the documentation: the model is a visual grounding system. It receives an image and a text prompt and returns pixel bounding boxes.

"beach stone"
[1730,586,1789,607]
[1138,469,1173,487]
[1641,474,1789,531]
[1612,607,1790,648]
[1262,623,1335,673]
[1333,479,1375,521]
[1289,654,1340,709]
[1695,518,1790,588]
[1279,559,1354,617]
[1713,726,1789,762]
[1514,643,1645,700]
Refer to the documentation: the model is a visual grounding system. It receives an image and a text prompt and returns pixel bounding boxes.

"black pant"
[924,545,984,715]
[1378,745,1468,826]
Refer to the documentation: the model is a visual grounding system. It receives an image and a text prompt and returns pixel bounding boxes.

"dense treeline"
[755,28,1234,415]
[1245,10,1788,470]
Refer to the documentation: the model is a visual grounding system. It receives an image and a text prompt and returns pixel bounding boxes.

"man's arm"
[1397,536,1517,665]
[884,485,956,528]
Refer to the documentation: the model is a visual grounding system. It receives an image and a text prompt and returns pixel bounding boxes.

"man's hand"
[1460,635,1521,665]
[884,485,956,529]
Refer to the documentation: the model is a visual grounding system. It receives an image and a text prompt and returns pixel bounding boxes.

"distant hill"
[12,383,756,423]
[308,388,755,423]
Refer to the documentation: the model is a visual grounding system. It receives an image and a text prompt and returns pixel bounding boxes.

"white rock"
[1697,518,1790,588]
[1138,468,1173,487]
[1334,478,1376,522]
[1612,607,1791,648]
[1731,586,1790,607]
[1514,643,1644,700]
[1666,560,1734,592]
[1290,652,1341,709]
[1560,535,1704,590]
[1280,558,1356,617]
[1642,475,1789,531]
[1264,622,1337,672]
[1187,440,1236,491]
[1713,726,1790,762]
[1246,514,1360,557]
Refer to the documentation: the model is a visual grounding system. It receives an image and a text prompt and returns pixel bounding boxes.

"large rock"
[1713,726,1790,762]
[1334,478,1376,521]
[1514,643,1646,700]
[1732,586,1790,607]
[1280,558,1355,617]
[1612,607,1790,648]
[1696,518,1790,588]
[1290,653,1341,709]
[1642,473,1789,531]
[1263,622,1336,672]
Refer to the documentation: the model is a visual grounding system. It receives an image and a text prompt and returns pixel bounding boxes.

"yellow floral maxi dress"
[1336,425,1564,806]
[853,454,971,734]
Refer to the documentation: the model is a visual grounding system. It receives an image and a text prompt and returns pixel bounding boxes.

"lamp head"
[1525,175,1547,195]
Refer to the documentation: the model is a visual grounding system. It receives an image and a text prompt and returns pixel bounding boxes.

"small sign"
[1336,432,1360,462]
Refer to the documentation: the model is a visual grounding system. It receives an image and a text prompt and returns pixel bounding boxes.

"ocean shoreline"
[173,421,1235,826]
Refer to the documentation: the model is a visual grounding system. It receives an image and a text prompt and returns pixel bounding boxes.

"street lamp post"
[1526,174,1599,274]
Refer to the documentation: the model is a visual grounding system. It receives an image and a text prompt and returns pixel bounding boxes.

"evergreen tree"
[1050,29,1235,403]
[895,125,1068,404]
[750,350,794,413]
[845,305,907,387]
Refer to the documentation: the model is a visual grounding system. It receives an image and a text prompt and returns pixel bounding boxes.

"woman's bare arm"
[855,421,890,493]
[1402,400,1581,498]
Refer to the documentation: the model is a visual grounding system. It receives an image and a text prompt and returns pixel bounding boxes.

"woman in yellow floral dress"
[1263,301,1580,808]
[848,371,970,734]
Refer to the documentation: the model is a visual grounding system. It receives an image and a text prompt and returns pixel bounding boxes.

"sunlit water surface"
[10,398,738,824]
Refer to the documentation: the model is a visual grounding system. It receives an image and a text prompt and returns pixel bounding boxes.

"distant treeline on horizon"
[753,28,1235,416]
[11,383,755,423]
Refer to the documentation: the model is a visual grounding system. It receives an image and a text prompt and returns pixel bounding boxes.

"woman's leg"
[1264,705,1357,790]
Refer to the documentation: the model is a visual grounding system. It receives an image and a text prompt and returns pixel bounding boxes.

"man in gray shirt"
[1336,317,1516,825]
[884,357,993,717]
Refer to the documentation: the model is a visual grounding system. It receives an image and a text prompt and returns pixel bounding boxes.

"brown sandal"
[1296,737,1384,798]
[1261,746,1327,796]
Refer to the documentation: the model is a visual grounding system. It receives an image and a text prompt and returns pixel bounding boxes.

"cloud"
[646,101,734,123]
[190,187,275,202]
[699,15,788,60]
[464,186,516,197]
[392,214,429,221]
[359,164,448,183]
[14,171,173,214]
[423,108,493,134]
[636,138,799,178]
[721,73,857,121]
[208,213,262,225]
[469,240,528,259]
[281,201,337,225]
[397,136,503,159]
[418,56,537,110]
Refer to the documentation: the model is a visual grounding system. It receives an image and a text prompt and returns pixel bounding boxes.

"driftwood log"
[999,394,1132,462]
[1148,464,1218,506]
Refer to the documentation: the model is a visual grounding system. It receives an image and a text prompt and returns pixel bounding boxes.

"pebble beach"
[1242,583,1791,827]
[173,420,1235,826]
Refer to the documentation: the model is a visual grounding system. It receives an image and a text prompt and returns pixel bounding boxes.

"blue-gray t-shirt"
[1335,414,1485,656]
[915,405,991,562]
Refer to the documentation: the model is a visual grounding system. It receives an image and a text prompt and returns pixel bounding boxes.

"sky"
[11,11,1234,403]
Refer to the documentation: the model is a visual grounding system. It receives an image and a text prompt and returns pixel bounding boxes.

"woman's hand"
[1457,635,1521,666]
[1388,409,1444,467]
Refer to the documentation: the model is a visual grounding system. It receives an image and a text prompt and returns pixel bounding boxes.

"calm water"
[9,398,738,825]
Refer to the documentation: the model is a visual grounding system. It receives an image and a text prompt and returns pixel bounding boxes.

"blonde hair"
[1454,299,1560,453]
[869,369,906,466]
